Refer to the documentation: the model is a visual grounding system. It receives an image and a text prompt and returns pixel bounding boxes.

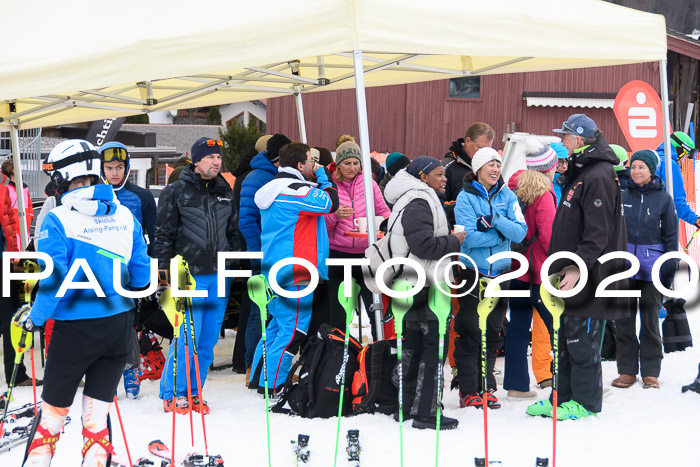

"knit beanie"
[335,141,362,164]
[386,152,410,176]
[406,156,442,179]
[523,137,557,172]
[266,134,291,163]
[471,147,501,174]
[610,144,629,172]
[190,137,223,165]
[630,149,658,175]
[255,135,273,154]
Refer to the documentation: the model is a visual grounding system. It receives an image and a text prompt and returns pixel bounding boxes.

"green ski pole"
[475,277,500,467]
[391,279,413,467]
[247,274,275,467]
[540,274,566,467]
[428,282,452,465]
[333,278,361,467]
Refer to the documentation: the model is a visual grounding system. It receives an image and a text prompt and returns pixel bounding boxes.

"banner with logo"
[613,80,666,153]
[85,117,125,147]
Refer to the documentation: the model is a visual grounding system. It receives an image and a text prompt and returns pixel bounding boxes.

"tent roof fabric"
[0,0,666,129]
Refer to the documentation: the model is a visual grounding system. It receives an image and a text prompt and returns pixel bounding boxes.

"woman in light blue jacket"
[452,148,527,410]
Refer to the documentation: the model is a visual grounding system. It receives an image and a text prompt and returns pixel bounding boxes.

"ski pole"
[391,279,414,467]
[475,277,500,467]
[160,283,184,467]
[175,261,195,449]
[112,395,133,467]
[22,263,40,417]
[0,305,34,440]
[428,281,452,466]
[180,259,210,456]
[540,274,565,467]
[333,278,360,467]
[247,274,275,467]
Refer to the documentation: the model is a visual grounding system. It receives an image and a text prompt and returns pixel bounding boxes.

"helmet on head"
[43,140,102,194]
[609,144,629,172]
[670,131,697,161]
[99,141,130,190]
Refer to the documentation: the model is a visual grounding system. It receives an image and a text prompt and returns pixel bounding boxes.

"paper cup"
[354,217,368,233]
[454,224,465,233]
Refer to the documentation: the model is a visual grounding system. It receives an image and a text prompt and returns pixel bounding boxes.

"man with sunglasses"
[98,142,158,401]
[154,137,242,414]
[654,131,699,229]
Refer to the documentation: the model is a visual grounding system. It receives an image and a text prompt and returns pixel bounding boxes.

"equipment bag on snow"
[662,299,693,353]
[272,323,361,418]
[351,339,398,415]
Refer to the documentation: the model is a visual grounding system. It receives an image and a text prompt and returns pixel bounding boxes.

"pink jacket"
[325,174,391,254]
[508,170,556,284]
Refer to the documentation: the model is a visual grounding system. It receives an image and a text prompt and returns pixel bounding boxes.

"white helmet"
[43,139,102,193]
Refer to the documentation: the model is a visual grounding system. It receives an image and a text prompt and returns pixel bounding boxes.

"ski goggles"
[101,146,129,162]
[201,139,223,147]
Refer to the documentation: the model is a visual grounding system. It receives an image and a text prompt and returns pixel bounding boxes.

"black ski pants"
[453,268,509,396]
[614,279,663,378]
[555,315,603,413]
[327,249,376,341]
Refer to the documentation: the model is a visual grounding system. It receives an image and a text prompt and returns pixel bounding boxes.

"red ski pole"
[182,316,195,447]
[112,396,133,467]
[186,295,209,456]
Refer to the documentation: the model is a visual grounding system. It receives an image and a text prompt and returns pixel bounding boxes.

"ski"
[148,439,224,466]
[0,402,71,455]
[346,429,360,466]
[474,458,502,466]
[291,434,310,465]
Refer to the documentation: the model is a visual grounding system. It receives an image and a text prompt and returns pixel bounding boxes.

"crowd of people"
[1,111,698,463]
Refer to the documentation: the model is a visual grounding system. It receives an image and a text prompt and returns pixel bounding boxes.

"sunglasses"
[101,147,128,162]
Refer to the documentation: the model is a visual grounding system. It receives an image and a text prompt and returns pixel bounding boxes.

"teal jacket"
[455,178,527,276]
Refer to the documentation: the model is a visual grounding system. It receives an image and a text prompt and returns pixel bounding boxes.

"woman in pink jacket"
[503,138,558,398]
[325,141,390,340]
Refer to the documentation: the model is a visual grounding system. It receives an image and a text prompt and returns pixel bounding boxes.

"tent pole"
[353,49,384,341]
[659,58,674,199]
[10,124,29,251]
[294,90,308,143]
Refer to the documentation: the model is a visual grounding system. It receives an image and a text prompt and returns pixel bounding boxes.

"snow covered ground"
[3,272,700,467]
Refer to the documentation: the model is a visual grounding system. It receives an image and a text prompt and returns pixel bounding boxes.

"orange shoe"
[191,396,209,415]
[163,396,189,414]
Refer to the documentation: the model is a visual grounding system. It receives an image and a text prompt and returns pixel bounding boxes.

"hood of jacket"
[445,138,470,164]
[462,176,506,199]
[250,151,278,174]
[61,184,118,216]
[565,132,617,179]
[627,174,665,194]
[384,169,440,207]
[507,169,524,191]
[254,166,316,210]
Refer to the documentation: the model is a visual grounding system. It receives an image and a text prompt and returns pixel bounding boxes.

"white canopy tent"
[0,0,669,338]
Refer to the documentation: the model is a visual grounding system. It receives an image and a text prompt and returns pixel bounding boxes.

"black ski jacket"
[154,165,242,275]
[548,132,630,320]
[442,138,472,224]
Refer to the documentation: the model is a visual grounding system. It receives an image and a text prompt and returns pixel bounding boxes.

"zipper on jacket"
[633,191,644,257]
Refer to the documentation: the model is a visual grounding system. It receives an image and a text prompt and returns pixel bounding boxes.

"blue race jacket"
[622,175,678,286]
[455,178,527,276]
[255,166,339,285]
[115,180,156,256]
[239,151,277,255]
[656,141,698,226]
[31,185,151,326]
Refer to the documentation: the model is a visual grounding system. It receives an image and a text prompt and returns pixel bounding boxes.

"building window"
[449,77,481,99]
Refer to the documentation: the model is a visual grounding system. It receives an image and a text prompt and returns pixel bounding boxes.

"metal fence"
[0,128,43,198]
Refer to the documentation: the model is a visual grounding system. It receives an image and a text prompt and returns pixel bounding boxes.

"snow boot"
[459,392,483,408]
[556,400,597,420]
[123,368,142,399]
[507,389,537,399]
[681,363,700,395]
[526,399,553,418]
[412,415,459,430]
[484,390,501,409]
[611,374,636,388]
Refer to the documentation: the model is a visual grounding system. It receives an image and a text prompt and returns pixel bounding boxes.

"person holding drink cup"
[325,141,391,339]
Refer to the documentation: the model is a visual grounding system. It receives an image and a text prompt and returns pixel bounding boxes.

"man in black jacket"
[154,137,242,414]
[442,122,494,224]
[527,114,629,420]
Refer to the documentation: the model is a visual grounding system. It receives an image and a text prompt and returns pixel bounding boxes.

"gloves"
[476,215,492,232]
[156,269,170,301]
[695,218,700,229]
[13,304,36,332]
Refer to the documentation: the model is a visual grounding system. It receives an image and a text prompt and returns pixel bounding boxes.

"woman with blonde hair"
[503,138,558,398]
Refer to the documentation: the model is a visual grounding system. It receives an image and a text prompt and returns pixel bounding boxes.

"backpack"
[351,340,398,415]
[363,206,409,295]
[272,324,362,418]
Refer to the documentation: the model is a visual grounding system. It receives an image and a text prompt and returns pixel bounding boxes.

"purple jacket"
[325,174,390,254]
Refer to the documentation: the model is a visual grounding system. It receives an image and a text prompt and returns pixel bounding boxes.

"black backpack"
[272,324,361,418]
[351,340,397,415]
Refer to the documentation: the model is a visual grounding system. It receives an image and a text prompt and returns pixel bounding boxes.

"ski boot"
[681,363,700,395]
[124,367,142,399]
[292,434,310,464]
